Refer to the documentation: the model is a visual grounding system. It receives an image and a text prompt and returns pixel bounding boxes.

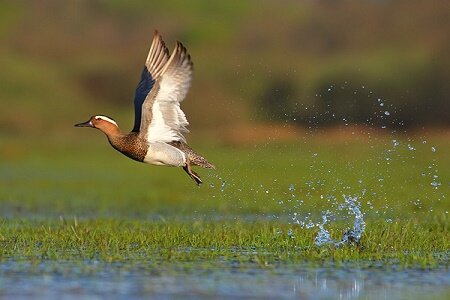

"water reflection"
[1,261,449,299]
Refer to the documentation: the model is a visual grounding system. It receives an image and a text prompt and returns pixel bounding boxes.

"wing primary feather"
[145,32,169,79]
[132,31,170,132]
[142,39,193,142]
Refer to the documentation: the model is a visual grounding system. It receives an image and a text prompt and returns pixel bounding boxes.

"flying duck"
[75,31,214,185]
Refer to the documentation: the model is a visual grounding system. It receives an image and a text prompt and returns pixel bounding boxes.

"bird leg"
[183,163,202,185]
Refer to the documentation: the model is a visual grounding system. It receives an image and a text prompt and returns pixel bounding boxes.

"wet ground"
[1,260,449,299]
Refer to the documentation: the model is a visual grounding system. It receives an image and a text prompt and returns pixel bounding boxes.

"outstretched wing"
[139,41,193,143]
[132,31,169,132]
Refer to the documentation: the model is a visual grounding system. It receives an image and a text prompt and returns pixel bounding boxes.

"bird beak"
[74,120,93,127]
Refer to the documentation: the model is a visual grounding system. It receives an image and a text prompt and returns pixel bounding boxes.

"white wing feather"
[146,42,192,143]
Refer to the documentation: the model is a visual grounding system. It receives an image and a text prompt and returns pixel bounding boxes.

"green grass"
[0,133,449,267]
[1,218,448,268]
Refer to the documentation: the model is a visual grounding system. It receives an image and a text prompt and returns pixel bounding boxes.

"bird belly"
[144,142,186,167]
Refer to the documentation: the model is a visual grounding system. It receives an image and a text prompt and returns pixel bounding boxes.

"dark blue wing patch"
[132,67,155,132]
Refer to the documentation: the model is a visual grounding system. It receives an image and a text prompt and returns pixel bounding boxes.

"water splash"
[314,211,333,246]
[314,195,365,247]
[336,195,366,246]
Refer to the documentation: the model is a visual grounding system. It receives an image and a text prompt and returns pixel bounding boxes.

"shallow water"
[1,260,449,299]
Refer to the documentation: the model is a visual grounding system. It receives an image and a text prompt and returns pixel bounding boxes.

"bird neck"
[98,123,122,139]
[102,127,125,148]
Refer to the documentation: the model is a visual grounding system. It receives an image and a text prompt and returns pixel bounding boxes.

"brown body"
[109,132,147,162]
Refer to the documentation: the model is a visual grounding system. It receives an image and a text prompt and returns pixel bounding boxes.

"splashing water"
[313,195,366,247]
[314,211,333,246]
[204,92,443,249]
[335,195,366,246]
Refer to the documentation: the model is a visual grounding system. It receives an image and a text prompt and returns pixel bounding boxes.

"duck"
[75,30,214,185]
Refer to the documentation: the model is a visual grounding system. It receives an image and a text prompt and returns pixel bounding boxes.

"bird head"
[75,115,119,134]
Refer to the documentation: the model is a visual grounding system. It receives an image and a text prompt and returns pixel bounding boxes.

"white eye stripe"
[95,115,118,126]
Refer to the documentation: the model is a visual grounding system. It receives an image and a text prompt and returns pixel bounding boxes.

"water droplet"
[220,181,226,192]
[305,221,315,229]
[287,229,295,239]
[431,181,441,188]
[288,184,295,193]
[412,199,422,208]
[384,111,390,116]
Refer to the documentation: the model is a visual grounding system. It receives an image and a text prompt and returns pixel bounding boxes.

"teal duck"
[75,31,214,185]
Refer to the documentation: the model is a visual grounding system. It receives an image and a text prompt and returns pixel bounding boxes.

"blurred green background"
[0,1,448,218]
[0,0,449,139]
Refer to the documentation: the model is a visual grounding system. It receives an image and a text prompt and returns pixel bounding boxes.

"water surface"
[1,260,449,299]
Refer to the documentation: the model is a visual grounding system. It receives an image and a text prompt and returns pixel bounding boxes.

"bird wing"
[132,31,169,132]
[139,41,193,143]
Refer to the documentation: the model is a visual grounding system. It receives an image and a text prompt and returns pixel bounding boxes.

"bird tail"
[188,151,215,169]
[169,141,215,169]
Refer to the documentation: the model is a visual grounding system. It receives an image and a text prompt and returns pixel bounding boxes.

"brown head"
[75,115,121,136]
